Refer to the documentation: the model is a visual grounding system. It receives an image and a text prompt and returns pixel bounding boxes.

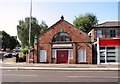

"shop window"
[99,46,116,63]
[100,47,105,50]
[100,51,105,63]
[107,46,115,50]
[106,46,116,62]
[40,50,47,62]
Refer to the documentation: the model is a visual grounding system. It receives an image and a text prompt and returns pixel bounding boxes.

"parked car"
[11,51,18,57]
[3,53,12,58]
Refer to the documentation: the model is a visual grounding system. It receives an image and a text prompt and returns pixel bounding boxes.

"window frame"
[52,32,72,42]
[96,30,102,38]
[52,49,56,59]
[78,50,86,63]
[68,49,73,59]
[110,30,116,37]
[40,50,47,62]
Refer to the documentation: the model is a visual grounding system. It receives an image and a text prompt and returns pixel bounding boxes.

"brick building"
[31,16,92,64]
[88,21,120,64]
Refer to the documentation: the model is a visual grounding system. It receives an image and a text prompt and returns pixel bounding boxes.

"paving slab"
[0,62,119,71]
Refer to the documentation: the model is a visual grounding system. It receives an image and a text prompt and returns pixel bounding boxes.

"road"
[2,70,119,82]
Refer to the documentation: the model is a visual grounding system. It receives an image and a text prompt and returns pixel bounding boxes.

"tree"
[17,17,48,48]
[9,36,18,50]
[73,13,98,33]
[2,31,10,50]
[1,31,19,51]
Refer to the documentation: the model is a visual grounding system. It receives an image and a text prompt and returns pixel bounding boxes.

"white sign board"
[53,44,72,47]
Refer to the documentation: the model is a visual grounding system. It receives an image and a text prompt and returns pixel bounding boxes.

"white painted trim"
[116,46,118,62]
[97,38,100,64]
[53,49,72,50]
[53,44,72,47]
[105,46,107,63]
[100,50,105,52]
[84,50,86,62]
[93,41,97,44]
[101,62,119,65]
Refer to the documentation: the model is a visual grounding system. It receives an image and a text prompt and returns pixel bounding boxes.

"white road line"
[67,75,119,79]
[55,71,116,72]
[3,74,38,77]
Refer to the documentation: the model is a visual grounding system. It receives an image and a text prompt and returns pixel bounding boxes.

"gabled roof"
[93,21,120,28]
[39,16,87,38]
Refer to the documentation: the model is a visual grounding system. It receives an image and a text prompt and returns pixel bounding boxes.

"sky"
[0,0,119,36]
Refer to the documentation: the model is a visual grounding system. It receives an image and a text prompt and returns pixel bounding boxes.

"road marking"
[67,75,119,79]
[50,70,117,73]
[3,74,38,77]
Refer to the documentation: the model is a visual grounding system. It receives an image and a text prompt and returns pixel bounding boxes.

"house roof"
[94,21,120,28]
[39,16,87,38]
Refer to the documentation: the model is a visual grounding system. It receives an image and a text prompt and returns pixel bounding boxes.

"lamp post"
[28,0,32,63]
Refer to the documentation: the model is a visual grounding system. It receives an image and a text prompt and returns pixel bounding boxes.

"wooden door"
[57,50,68,63]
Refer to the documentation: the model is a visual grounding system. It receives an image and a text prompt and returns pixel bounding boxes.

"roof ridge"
[38,17,88,38]
[99,21,119,24]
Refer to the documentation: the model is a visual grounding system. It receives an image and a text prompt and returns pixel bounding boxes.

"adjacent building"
[88,21,120,64]
[30,16,92,64]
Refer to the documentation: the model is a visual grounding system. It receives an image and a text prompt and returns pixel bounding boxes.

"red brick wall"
[26,52,34,63]
[34,20,92,64]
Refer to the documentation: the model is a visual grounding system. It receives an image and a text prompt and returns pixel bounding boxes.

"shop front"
[97,38,120,64]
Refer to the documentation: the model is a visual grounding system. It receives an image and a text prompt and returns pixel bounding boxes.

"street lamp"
[28,0,32,63]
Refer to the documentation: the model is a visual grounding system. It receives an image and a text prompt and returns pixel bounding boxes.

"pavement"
[0,61,119,71]
[0,57,119,71]
[0,53,119,71]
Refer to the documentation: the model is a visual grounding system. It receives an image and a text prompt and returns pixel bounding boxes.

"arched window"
[52,32,72,42]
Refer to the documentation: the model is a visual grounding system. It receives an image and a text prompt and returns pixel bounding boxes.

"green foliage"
[9,36,17,50]
[1,31,19,51]
[22,48,28,54]
[73,13,98,33]
[17,17,48,48]
[19,52,26,62]
[19,52,24,57]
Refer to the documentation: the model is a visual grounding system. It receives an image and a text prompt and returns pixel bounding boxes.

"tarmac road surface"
[2,70,119,82]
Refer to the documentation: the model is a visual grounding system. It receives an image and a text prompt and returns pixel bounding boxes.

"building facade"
[88,21,120,64]
[31,17,92,64]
